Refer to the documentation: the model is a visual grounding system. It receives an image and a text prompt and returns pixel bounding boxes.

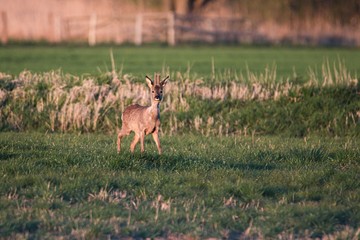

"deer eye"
[152,91,154,93]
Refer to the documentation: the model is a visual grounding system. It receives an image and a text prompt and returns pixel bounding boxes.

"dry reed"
[0,60,357,135]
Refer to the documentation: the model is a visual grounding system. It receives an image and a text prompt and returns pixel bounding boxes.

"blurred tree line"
[238,0,360,26]
[160,0,359,26]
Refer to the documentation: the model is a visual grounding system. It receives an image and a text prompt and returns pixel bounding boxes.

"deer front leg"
[140,132,145,153]
[117,133,121,153]
[130,134,140,153]
[152,131,162,155]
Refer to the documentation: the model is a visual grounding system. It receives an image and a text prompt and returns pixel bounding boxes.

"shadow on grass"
[109,145,343,173]
[0,153,17,161]
[110,151,276,172]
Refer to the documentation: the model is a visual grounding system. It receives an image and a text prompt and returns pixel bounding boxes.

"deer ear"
[161,76,169,87]
[146,76,153,88]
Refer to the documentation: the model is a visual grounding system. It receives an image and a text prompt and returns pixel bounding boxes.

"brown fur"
[117,74,169,154]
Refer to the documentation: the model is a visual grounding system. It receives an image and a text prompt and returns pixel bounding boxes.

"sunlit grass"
[1,45,360,77]
[0,132,359,238]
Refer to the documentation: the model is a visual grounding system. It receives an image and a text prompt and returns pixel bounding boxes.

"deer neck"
[148,101,161,119]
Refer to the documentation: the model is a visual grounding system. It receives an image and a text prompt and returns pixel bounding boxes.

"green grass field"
[0,133,359,239]
[0,45,359,238]
[1,45,360,78]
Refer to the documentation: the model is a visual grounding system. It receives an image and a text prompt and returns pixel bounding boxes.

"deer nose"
[155,95,162,101]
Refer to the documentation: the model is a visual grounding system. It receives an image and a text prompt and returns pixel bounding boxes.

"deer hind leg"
[117,128,130,153]
[130,133,140,153]
[152,132,162,155]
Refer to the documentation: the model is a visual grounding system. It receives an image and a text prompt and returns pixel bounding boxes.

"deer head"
[146,74,169,102]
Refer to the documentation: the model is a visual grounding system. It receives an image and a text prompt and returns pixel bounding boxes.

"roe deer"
[117,74,169,154]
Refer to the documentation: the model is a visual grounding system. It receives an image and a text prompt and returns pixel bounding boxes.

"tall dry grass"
[0,60,358,135]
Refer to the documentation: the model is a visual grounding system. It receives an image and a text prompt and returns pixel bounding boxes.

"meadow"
[0,132,359,239]
[0,45,359,239]
[1,45,360,77]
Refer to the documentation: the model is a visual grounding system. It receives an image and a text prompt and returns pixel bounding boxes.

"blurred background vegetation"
[1,0,360,46]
